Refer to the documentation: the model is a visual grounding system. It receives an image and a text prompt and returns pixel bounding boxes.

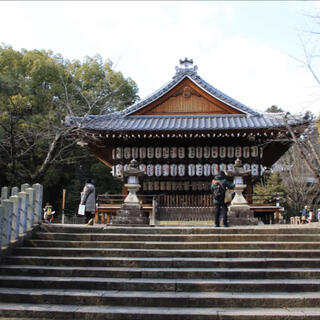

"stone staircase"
[1,224,320,319]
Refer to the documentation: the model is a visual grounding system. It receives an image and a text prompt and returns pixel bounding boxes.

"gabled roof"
[117,60,260,117]
[65,59,309,133]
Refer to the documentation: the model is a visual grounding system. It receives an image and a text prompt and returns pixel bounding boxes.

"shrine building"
[66,58,308,224]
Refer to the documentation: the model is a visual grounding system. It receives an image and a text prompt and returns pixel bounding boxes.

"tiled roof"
[64,60,308,132]
[70,114,301,132]
[117,64,260,117]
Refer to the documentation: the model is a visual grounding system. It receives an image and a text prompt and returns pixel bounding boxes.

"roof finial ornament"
[174,57,198,78]
[179,57,193,68]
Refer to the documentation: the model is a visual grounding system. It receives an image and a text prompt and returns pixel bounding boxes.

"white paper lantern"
[235,146,242,158]
[124,164,130,172]
[162,164,170,176]
[243,146,250,158]
[251,163,259,176]
[155,164,162,176]
[116,147,123,159]
[112,149,116,160]
[178,147,185,159]
[139,147,146,159]
[170,164,178,176]
[172,181,177,191]
[154,181,159,191]
[147,147,154,159]
[160,181,166,191]
[188,164,195,176]
[188,146,195,159]
[219,146,226,158]
[143,181,148,191]
[251,146,258,158]
[211,146,219,158]
[170,147,177,159]
[178,164,185,176]
[139,163,146,174]
[243,163,251,171]
[227,163,234,172]
[196,163,203,176]
[132,147,139,159]
[148,181,154,191]
[203,146,210,159]
[124,147,131,159]
[204,164,211,176]
[116,164,123,177]
[146,164,154,176]
[260,147,263,159]
[196,146,203,158]
[219,163,226,172]
[155,147,162,159]
[162,147,170,159]
[211,163,219,176]
[166,181,172,191]
[260,165,265,175]
[111,166,115,176]
[227,147,234,158]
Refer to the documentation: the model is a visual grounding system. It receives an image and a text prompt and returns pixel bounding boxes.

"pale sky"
[1,1,320,115]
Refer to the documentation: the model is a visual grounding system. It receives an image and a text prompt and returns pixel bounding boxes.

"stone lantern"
[226,158,258,225]
[113,159,149,225]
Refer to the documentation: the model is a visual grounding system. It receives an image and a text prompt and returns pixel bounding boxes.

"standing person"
[301,205,309,224]
[80,179,96,225]
[211,171,235,228]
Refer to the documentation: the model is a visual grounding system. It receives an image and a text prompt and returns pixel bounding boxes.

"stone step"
[1,276,320,292]
[1,288,320,308]
[12,247,320,258]
[39,224,320,234]
[25,239,320,250]
[1,303,320,319]
[2,265,320,279]
[5,255,320,268]
[32,232,320,242]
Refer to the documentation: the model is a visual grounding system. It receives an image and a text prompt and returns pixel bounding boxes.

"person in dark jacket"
[211,171,235,227]
[80,178,96,225]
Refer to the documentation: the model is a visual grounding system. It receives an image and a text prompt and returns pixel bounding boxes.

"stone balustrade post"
[11,187,19,196]
[1,199,13,248]
[26,188,35,230]
[0,206,4,248]
[1,187,9,201]
[18,191,28,235]
[10,195,21,242]
[32,184,43,224]
[21,184,30,192]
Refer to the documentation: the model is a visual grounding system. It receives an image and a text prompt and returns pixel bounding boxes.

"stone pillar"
[0,205,4,248]
[18,191,28,234]
[1,187,9,201]
[9,195,21,241]
[149,197,156,226]
[26,188,35,230]
[1,199,13,248]
[32,184,43,224]
[21,183,30,192]
[11,187,19,196]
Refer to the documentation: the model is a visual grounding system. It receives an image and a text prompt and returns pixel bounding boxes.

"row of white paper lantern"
[112,163,262,177]
[112,146,261,160]
[142,180,211,192]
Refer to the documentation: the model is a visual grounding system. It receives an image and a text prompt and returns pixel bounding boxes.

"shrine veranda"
[66,59,309,223]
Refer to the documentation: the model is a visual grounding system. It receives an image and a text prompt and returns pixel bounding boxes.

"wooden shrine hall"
[66,58,308,225]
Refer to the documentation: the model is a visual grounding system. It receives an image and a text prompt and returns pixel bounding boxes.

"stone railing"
[0,183,43,251]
